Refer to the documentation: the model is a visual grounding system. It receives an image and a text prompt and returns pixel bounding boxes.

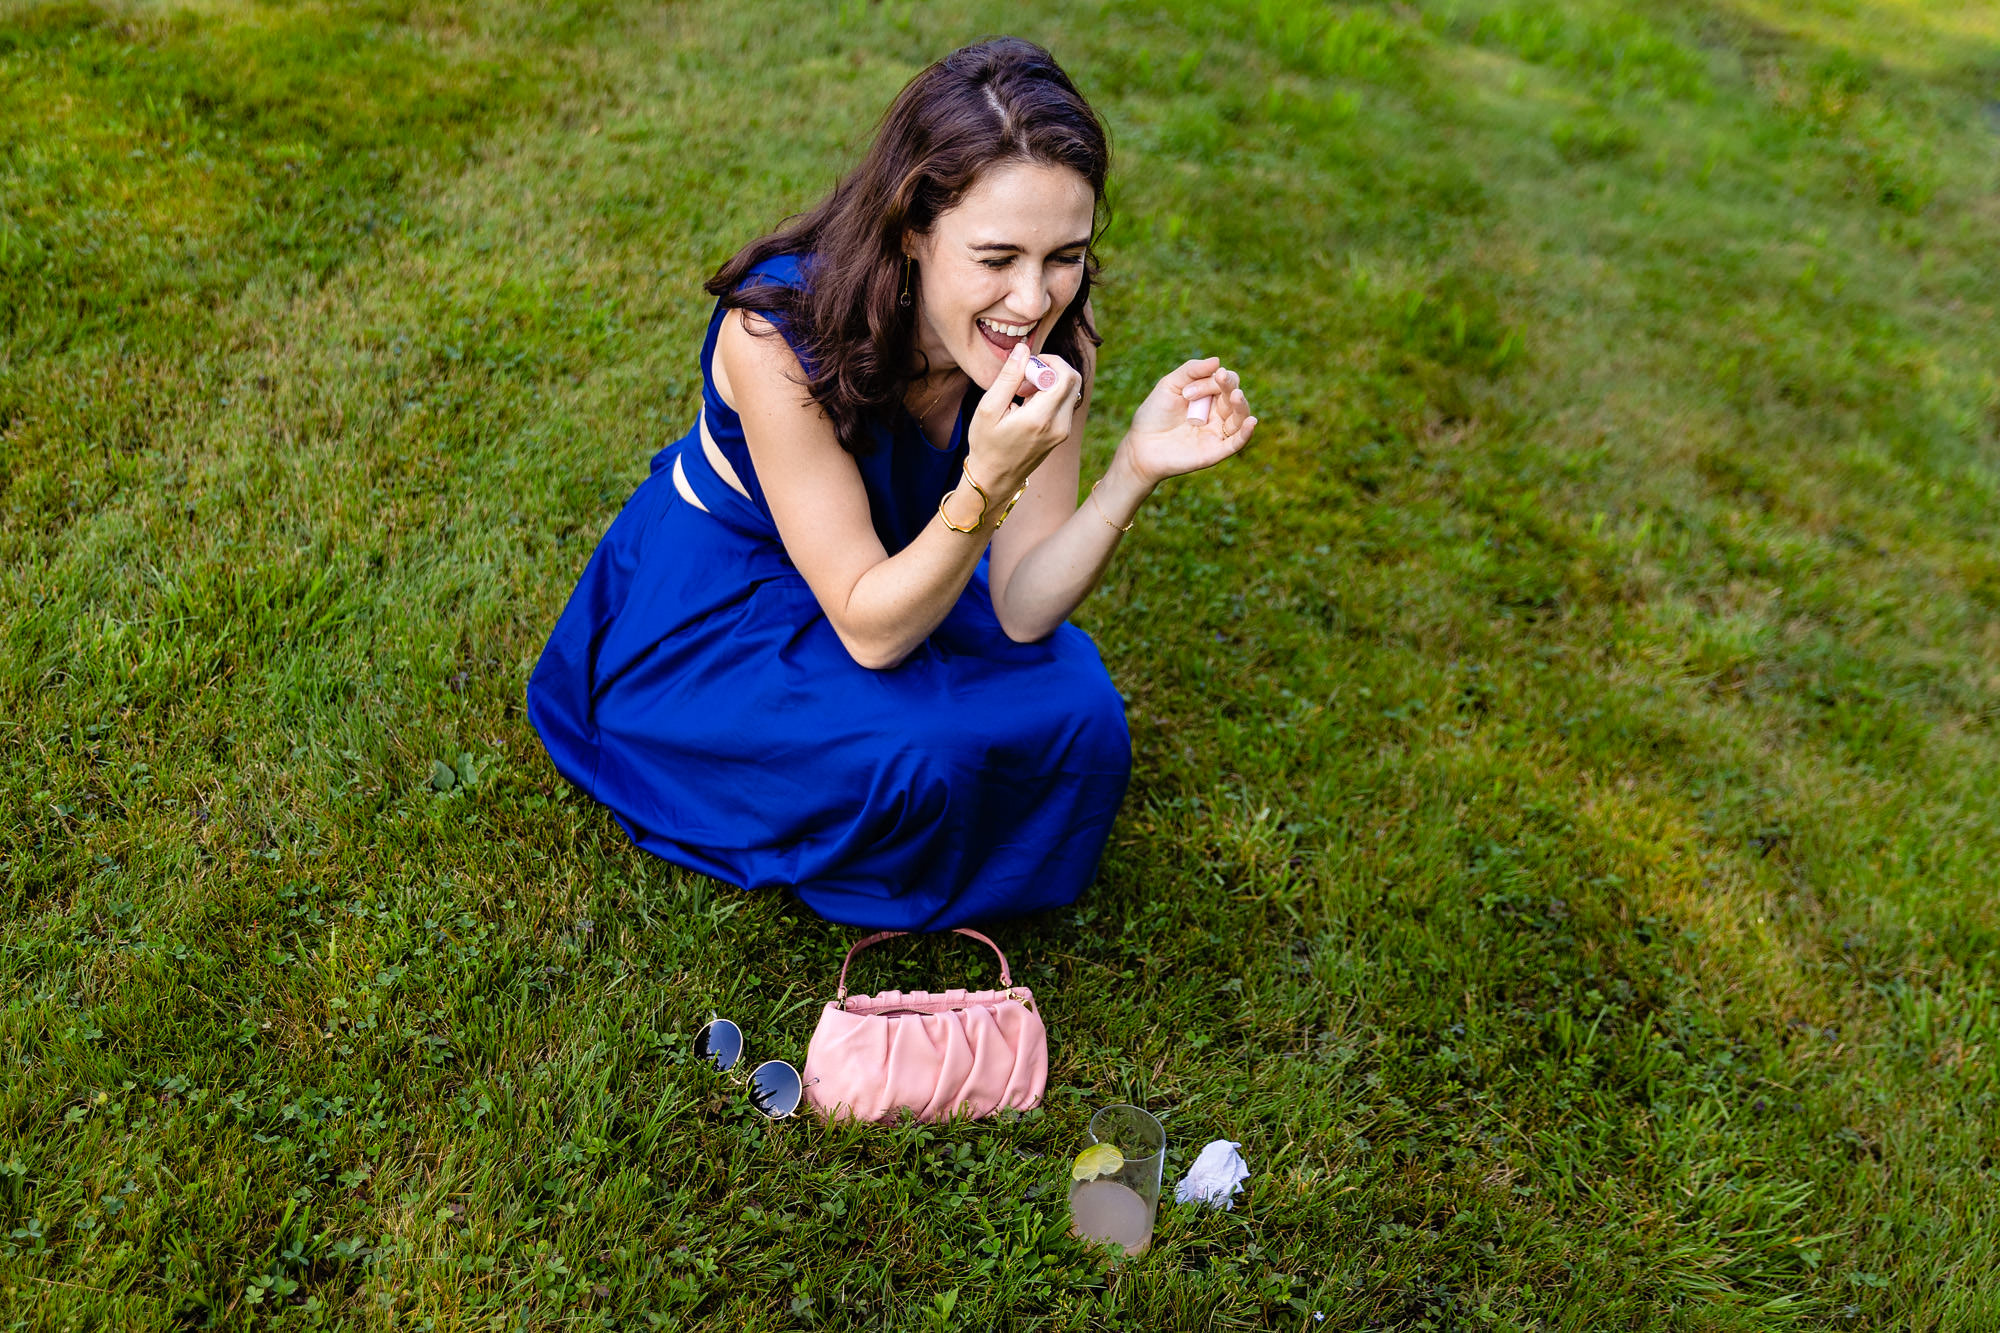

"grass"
[2,0,1998,1327]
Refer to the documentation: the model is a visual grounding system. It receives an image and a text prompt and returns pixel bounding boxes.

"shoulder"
[715,250,818,412]
[715,306,811,417]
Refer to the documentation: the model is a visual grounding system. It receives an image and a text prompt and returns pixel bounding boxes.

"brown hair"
[705,36,1109,455]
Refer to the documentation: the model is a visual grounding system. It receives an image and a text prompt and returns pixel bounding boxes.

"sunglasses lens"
[695,1019,742,1072]
[748,1060,803,1119]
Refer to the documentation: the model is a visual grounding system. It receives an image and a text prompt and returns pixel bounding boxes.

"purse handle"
[835,928,1013,1004]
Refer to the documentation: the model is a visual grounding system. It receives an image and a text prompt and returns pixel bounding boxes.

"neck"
[906,364,964,411]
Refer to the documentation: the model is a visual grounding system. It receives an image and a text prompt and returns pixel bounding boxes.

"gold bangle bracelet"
[1089,478,1135,533]
[995,477,1028,527]
[940,463,1029,534]
[938,465,990,533]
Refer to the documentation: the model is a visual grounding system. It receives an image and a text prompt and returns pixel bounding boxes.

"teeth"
[979,317,1032,338]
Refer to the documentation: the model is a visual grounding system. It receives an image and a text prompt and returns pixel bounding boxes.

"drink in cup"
[1068,1104,1164,1256]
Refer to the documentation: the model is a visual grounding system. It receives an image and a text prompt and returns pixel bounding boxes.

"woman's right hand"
[965,341,1082,489]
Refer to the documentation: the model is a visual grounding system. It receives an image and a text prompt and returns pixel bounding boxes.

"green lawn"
[4,0,1999,1327]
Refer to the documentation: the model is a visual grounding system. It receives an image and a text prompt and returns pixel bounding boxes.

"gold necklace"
[907,368,961,422]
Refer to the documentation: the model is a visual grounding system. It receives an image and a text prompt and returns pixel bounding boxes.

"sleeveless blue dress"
[527,253,1132,931]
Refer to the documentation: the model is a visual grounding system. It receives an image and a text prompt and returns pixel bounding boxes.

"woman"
[527,37,1256,932]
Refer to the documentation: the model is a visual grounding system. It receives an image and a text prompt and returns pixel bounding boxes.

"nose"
[1007,262,1052,325]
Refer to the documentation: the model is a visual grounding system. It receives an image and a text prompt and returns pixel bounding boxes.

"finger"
[1021,351,1071,394]
[1214,387,1250,433]
[1198,419,1254,466]
[1181,377,1225,430]
[1196,391,1236,437]
[1024,350,1081,404]
[1013,369,1072,431]
[1052,393,1081,440]
[1180,364,1240,404]
[1192,378,1242,426]
[1166,356,1223,391]
[983,341,1033,411]
[1043,375,1085,439]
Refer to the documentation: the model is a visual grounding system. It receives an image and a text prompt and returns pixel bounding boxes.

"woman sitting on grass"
[527,36,1257,931]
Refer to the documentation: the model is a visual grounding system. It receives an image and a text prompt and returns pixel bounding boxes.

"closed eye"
[980,253,1087,269]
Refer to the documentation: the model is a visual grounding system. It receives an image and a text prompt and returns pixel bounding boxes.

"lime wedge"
[1071,1142,1124,1181]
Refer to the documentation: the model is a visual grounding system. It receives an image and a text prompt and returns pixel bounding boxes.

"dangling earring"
[899,255,913,309]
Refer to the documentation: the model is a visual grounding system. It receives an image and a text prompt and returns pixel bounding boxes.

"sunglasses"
[693,1018,808,1119]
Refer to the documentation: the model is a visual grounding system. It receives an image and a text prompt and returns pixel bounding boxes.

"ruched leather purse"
[803,929,1048,1123]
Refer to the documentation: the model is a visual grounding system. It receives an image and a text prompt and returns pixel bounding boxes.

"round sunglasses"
[694,1018,808,1119]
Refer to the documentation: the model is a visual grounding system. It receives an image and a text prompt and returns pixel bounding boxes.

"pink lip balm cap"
[1022,355,1058,392]
[1186,394,1213,424]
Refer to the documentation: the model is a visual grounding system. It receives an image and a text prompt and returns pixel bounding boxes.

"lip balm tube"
[1022,354,1059,393]
[1186,394,1213,424]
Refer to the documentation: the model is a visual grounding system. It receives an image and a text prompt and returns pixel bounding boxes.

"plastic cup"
[1068,1104,1164,1256]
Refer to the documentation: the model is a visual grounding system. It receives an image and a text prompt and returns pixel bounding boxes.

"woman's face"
[906,159,1095,388]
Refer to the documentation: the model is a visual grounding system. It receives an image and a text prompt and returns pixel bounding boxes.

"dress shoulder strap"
[699,252,811,387]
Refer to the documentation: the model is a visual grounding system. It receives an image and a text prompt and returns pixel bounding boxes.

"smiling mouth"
[976,316,1034,355]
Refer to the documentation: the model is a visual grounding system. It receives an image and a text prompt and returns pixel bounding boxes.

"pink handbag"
[803,929,1048,1123]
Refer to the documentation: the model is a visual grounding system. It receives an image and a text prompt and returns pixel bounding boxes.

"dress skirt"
[526,429,1132,932]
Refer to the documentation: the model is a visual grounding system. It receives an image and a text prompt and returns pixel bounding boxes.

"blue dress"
[527,252,1131,931]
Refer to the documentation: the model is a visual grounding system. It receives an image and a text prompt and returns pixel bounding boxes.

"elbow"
[991,580,1057,644]
[851,647,907,672]
[996,613,1056,645]
[827,594,911,670]
[837,627,910,672]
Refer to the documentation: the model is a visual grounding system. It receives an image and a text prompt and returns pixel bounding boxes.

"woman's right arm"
[715,310,1072,670]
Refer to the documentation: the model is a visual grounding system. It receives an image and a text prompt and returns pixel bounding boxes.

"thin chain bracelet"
[1088,478,1134,533]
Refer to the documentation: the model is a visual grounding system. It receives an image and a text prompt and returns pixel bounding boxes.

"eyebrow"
[968,238,1092,253]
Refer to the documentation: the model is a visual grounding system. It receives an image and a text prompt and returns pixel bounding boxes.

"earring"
[900,255,913,309]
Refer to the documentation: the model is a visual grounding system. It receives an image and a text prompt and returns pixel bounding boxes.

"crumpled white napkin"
[1174,1138,1250,1209]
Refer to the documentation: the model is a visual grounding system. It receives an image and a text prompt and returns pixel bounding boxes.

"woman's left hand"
[1119,356,1258,487]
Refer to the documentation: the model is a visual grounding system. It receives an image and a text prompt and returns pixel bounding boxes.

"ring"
[1072,388,1082,405]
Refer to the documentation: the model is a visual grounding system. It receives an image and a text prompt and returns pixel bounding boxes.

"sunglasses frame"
[694,1016,812,1120]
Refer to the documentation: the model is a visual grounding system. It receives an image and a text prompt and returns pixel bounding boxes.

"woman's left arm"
[989,335,1256,642]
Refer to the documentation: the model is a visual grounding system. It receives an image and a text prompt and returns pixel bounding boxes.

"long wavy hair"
[705,37,1110,456]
